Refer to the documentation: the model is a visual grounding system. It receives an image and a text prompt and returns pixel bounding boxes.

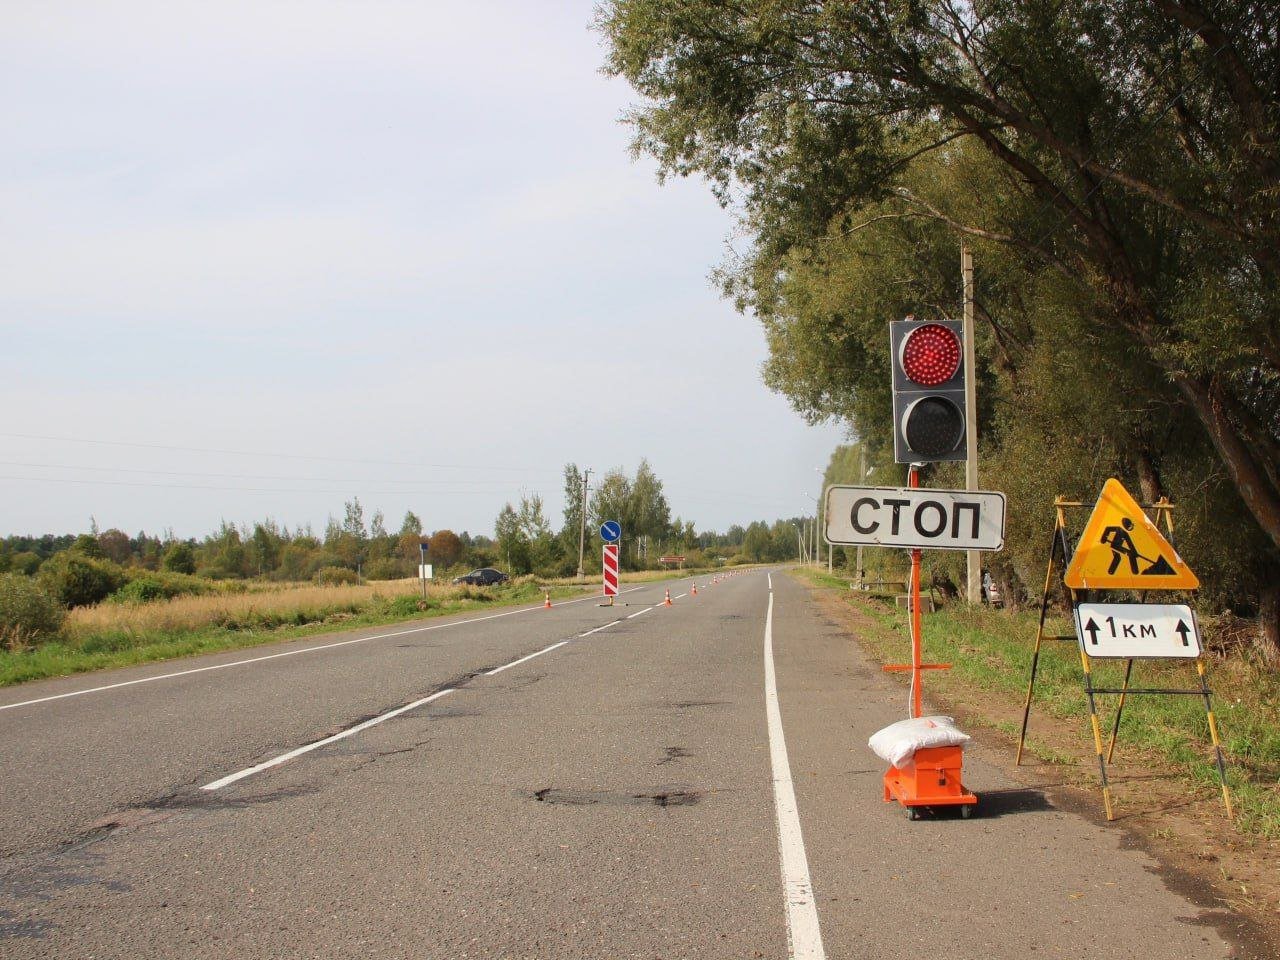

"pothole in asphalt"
[671,700,729,709]
[527,788,701,808]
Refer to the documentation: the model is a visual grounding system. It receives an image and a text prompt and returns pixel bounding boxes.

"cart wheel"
[960,803,975,819]
[906,807,919,821]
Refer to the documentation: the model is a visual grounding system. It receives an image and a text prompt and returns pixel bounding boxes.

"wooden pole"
[962,243,980,603]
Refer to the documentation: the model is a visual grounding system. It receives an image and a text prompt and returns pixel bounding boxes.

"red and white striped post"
[602,544,620,605]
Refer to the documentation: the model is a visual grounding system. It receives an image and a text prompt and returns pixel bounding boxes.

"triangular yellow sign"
[1063,479,1198,590]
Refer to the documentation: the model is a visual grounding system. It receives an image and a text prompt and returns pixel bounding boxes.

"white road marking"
[484,641,570,677]
[0,584,656,713]
[763,590,826,959]
[768,573,773,590]
[201,688,456,791]
[200,594,674,791]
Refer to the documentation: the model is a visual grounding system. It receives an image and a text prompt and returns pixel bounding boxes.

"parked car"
[452,567,510,586]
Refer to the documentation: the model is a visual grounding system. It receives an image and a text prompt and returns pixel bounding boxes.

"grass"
[0,565,725,689]
[0,578,584,687]
[792,567,1280,840]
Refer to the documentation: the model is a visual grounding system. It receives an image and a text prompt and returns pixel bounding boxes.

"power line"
[0,475,522,497]
[0,433,557,475]
[0,461,532,486]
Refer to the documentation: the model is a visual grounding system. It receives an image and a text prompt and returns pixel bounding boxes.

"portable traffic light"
[891,318,967,463]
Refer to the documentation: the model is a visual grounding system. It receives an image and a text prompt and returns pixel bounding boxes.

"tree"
[560,463,587,556]
[428,529,463,568]
[629,459,672,550]
[96,529,132,565]
[494,503,530,574]
[600,0,1280,657]
[162,542,196,575]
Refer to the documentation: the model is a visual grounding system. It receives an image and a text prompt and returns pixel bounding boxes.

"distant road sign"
[417,564,433,580]
[1074,602,1202,658]
[659,556,685,565]
[602,544,620,596]
[824,485,1005,551]
[1064,479,1198,590]
[600,520,621,543]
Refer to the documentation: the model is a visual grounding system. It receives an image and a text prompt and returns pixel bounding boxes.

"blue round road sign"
[600,520,621,543]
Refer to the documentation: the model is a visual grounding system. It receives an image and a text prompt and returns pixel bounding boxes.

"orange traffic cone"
[691,583,698,597]
[543,592,552,609]
[664,589,672,606]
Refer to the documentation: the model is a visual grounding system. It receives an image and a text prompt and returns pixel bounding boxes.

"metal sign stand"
[880,464,976,817]
[1017,495,1233,821]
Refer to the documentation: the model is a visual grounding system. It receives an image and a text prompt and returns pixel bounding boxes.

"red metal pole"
[908,465,923,718]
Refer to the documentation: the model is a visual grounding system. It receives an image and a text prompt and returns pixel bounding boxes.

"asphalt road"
[0,570,1234,958]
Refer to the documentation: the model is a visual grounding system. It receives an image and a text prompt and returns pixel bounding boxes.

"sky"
[1,1,846,540]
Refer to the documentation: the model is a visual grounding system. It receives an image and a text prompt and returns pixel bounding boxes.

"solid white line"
[763,591,826,959]
[625,606,655,619]
[0,585,651,713]
[484,640,569,677]
[201,688,456,791]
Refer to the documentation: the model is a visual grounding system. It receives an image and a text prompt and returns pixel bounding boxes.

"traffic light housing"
[891,318,967,464]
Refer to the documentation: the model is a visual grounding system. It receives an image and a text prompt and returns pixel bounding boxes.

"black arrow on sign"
[1084,618,1101,645]
[1175,620,1192,647]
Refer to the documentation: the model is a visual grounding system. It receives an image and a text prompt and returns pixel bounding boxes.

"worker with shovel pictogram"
[1100,517,1176,577]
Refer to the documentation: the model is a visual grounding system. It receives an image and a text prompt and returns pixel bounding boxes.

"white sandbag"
[868,716,970,769]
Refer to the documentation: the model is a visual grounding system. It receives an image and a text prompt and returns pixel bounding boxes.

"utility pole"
[576,468,591,581]
[855,444,866,588]
[962,243,981,603]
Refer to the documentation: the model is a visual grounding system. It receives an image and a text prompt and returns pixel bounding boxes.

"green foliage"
[314,566,360,586]
[601,0,1280,653]
[9,552,42,576]
[162,542,196,575]
[109,571,212,604]
[37,553,127,608]
[0,574,65,647]
[365,558,408,581]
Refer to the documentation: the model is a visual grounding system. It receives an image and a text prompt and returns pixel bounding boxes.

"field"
[0,567,720,688]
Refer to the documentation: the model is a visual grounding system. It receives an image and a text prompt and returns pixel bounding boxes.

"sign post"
[418,543,429,599]
[600,521,621,607]
[1017,480,1232,822]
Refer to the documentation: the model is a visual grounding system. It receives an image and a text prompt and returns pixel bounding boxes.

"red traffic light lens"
[900,323,961,386]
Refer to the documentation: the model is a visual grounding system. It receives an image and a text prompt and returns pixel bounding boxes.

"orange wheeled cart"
[883,745,977,820]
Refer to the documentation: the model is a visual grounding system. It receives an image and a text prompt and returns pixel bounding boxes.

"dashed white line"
[484,640,570,677]
[200,595,672,791]
[763,589,826,959]
[201,688,456,791]
[0,584,653,713]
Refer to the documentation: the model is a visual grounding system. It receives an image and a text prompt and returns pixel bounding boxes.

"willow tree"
[600,0,1280,657]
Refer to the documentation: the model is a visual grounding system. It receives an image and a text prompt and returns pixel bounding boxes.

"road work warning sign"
[1063,479,1198,590]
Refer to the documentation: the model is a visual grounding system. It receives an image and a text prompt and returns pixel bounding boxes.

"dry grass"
[66,579,483,638]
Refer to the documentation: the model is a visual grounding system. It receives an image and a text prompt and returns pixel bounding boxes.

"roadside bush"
[162,542,196,575]
[10,551,43,576]
[110,571,212,604]
[38,552,128,608]
[0,573,65,648]
[365,558,408,581]
[314,566,360,586]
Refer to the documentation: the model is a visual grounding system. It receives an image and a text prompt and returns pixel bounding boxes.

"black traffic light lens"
[902,396,964,456]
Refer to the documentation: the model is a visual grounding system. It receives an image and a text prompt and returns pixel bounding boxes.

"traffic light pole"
[908,464,924,718]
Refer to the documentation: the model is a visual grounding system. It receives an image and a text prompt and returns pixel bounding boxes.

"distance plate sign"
[824,485,1006,551]
[1073,602,1202,659]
